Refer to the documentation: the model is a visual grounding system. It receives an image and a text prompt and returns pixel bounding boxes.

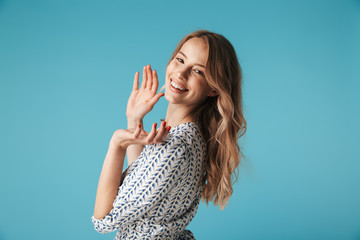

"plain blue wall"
[0,0,359,239]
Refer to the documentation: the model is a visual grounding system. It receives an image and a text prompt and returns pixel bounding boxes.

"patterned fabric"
[91,122,206,240]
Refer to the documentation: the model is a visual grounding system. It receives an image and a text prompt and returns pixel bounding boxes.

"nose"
[176,66,189,80]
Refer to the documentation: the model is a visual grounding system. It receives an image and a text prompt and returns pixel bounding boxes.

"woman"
[91,30,247,239]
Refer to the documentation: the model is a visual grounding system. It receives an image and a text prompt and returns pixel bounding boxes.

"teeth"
[171,80,186,91]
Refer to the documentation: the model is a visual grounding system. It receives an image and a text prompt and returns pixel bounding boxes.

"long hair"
[167,30,247,210]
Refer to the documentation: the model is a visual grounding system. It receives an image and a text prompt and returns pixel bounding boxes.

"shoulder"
[166,122,206,154]
[145,122,206,157]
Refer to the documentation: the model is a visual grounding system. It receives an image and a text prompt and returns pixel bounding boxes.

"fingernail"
[139,124,141,128]
[162,121,166,126]
[154,123,157,128]
[166,126,171,131]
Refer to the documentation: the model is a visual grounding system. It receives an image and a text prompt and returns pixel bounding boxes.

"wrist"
[110,131,128,150]
[109,140,127,152]
[127,118,143,128]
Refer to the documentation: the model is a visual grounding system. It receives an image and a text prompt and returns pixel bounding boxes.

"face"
[165,37,215,108]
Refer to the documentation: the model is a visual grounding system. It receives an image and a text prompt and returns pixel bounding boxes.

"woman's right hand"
[126,65,164,122]
[111,122,171,150]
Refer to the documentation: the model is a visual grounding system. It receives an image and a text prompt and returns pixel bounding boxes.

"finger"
[148,92,165,106]
[133,124,142,138]
[146,123,157,143]
[157,123,171,142]
[140,66,147,89]
[132,72,139,91]
[153,121,166,142]
[160,126,171,140]
[151,69,159,92]
[146,65,152,90]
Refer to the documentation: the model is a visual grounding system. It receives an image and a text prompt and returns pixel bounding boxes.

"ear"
[208,90,218,97]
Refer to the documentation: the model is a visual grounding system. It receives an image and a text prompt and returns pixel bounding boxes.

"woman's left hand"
[110,122,171,150]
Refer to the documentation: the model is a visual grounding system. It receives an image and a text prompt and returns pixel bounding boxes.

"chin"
[164,92,175,104]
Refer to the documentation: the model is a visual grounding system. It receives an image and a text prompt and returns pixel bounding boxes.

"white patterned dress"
[91,122,206,239]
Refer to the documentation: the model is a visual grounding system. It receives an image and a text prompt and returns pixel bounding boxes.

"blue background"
[0,0,359,239]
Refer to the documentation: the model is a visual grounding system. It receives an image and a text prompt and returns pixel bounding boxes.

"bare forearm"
[93,140,126,219]
[126,118,144,166]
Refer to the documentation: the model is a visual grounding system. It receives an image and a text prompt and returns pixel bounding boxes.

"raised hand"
[126,65,164,122]
[111,121,171,149]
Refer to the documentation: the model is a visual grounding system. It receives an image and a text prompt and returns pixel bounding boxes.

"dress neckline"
[171,121,195,128]
[169,121,197,133]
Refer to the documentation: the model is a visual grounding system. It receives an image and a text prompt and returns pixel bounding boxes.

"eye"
[176,58,184,63]
[194,69,205,77]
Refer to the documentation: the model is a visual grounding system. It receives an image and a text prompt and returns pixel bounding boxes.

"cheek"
[198,78,210,89]
[198,81,212,96]
[165,64,174,79]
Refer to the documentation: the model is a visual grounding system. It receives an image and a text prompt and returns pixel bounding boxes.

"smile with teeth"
[170,79,188,91]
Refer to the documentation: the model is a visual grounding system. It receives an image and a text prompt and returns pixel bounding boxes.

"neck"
[164,103,194,127]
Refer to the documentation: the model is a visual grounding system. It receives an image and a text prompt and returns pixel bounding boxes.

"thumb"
[133,124,142,138]
[148,92,165,106]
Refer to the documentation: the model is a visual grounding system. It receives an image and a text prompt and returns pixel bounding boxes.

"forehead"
[179,37,209,65]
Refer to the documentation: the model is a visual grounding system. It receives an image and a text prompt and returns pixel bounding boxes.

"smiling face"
[165,37,215,109]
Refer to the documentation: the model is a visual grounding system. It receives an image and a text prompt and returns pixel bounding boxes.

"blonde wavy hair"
[167,30,247,210]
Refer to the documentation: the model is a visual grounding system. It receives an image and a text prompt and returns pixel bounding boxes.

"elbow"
[94,227,110,234]
[91,215,117,234]
[93,211,107,221]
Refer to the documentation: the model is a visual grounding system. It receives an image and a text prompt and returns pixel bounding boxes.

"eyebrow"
[178,51,205,68]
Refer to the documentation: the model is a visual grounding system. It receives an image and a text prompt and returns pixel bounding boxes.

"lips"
[170,78,188,91]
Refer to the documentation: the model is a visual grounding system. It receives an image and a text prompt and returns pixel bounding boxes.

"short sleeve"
[91,137,187,234]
